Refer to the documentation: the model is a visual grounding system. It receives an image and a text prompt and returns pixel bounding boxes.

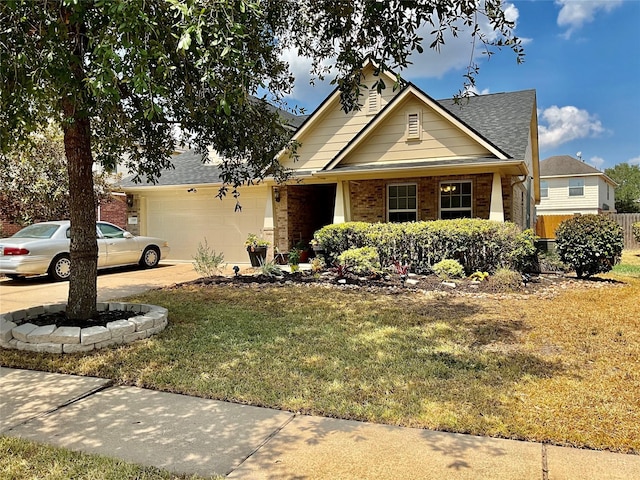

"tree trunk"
[61,8,98,322]
[62,105,98,321]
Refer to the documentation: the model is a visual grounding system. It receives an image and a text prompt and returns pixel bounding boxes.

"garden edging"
[0,303,168,353]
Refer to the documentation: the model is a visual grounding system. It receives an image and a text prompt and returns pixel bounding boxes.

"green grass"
[2,254,640,455]
[0,436,215,480]
[612,249,640,277]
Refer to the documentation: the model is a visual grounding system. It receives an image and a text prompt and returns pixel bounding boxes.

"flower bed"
[0,303,168,354]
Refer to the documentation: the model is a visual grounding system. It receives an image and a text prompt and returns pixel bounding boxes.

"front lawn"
[2,257,639,454]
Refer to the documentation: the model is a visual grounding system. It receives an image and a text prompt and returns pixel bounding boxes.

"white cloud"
[280,3,525,105]
[588,156,605,169]
[538,105,605,149]
[556,0,623,38]
[629,156,640,166]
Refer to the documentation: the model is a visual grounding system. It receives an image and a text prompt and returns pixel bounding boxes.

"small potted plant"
[294,240,310,263]
[245,233,270,267]
[288,247,301,272]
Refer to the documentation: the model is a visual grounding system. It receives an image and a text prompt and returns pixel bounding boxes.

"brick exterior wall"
[349,173,497,222]
[1,193,129,238]
[97,193,128,229]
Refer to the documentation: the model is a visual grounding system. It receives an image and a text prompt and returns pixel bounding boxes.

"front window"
[388,183,417,222]
[440,181,472,219]
[569,179,584,196]
[540,180,548,198]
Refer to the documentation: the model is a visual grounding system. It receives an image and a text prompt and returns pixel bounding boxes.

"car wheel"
[49,254,71,281]
[140,246,160,268]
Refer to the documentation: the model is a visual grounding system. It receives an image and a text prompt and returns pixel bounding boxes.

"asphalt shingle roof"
[437,89,536,160]
[540,155,604,176]
[121,89,536,188]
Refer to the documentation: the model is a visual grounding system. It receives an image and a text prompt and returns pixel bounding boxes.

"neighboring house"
[535,155,617,240]
[120,62,540,263]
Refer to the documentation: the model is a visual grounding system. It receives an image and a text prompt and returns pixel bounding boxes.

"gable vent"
[367,88,379,113]
[407,112,421,139]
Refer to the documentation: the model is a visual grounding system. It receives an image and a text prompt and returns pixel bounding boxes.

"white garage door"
[142,186,268,263]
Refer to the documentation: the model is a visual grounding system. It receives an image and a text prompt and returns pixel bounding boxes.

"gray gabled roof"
[121,150,224,187]
[540,155,604,176]
[121,89,536,188]
[437,89,536,160]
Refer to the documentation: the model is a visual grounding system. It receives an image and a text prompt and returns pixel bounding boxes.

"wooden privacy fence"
[607,213,640,249]
[536,213,640,249]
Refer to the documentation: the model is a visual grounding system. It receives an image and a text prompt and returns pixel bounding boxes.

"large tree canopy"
[0,124,114,228]
[0,0,523,321]
[605,163,640,213]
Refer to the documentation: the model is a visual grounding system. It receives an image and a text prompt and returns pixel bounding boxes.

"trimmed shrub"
[313,219,536,275]
[337,246,381,276]
[633,221,640,243]
[555,214,624,278]
[432,259,464,280]
[313,222,370,265]
[487,268,523,292]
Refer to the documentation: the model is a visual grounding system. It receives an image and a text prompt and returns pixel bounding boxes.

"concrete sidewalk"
[1,368,638,479]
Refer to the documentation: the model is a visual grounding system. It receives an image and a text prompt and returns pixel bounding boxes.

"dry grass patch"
[1,265,639,454]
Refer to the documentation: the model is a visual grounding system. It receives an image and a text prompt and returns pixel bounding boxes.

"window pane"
[462,196,471,208]
[408,184,417,196]
[461,182,471,194]
[398,185,407,197]
[389,185,397,197]
[452,196,460,208]
[441,197,450,208]
[408,198,416,209]
[398,198,407,209]
[389,198,397,209]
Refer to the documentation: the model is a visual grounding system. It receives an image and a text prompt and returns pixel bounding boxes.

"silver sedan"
[0,221,170,281]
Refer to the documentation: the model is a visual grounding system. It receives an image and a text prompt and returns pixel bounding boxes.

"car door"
[97,222,140,266]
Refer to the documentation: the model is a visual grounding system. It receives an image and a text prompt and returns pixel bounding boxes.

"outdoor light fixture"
[274,186,281,202]
[187,188,197,193]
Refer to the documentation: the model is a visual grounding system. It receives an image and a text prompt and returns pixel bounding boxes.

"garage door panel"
[144,187,267,262]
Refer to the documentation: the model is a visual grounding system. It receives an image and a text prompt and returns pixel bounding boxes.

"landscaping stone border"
[0,303,168,353]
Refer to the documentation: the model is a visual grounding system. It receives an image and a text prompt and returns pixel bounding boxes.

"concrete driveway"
[0,262,202,312]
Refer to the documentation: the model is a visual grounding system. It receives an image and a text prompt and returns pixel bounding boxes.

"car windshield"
[11,224,61,239]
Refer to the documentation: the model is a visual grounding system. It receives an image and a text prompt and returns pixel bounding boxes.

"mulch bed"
[22,271,624,329]
[26,310,139,329]
[180,269,624,298]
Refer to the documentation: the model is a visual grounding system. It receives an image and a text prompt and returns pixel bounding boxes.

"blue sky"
[281,0,640,171]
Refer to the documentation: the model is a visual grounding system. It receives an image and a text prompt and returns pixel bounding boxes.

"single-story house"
[120,62,540,263]
[535,155,617,240]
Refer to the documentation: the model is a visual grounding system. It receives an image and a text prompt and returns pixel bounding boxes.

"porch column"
[489,172,505,222]
[333,181,351,224]
[263,188,275,260]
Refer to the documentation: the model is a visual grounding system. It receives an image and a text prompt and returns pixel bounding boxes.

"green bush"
[313,222,370,265]
[487,268,523,292]
[192,238,225,277]
[555,214,624,278]
[313,219,535,274]
[633,222,640,243]
[432,259,464,280]
[337,246,381,276]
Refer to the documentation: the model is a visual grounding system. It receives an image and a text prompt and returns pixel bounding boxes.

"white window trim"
[406,111,421,140]
[540,180,548,198]
[439,180,473,219]
[568,178,584,197]
[387,183,418,222]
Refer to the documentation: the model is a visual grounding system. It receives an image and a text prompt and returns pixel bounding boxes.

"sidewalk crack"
[225,413,296,477]
[542,442,549,480]
[4,380,114,433]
